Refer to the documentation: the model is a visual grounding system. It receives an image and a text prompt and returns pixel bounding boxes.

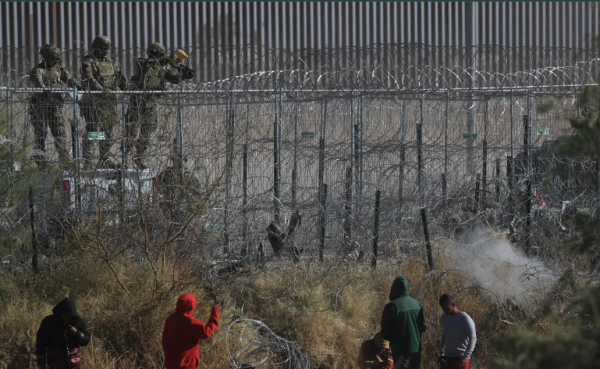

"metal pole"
[177,91,184,184]
[5,89,10,137]
[371,190,381,268]
[444,93,449,202]
[273,121,280,224]
[507,155,513,213]
[420,207,434,270]
[466,2,476,177]
[292,93,298,209]
[482,97,489,208]
[318,99,327,215]
[118,101,126,225]
[417,95,425,207]
[524,102,532,253]
[495,158,501,203]
[355,94,363,226]
[224,94,233,255]
[398,98,406,223]
[29,185,39,273]
[73,86,82,222]
[344,167,352,245]
[273,91,282,225]
[510,93,514,162]
[319,183,327,262]
[242,102,249,255]
[474,173,481,214]
[121,98,127,169]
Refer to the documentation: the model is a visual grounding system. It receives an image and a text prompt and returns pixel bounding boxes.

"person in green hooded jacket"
[380,276,427,369]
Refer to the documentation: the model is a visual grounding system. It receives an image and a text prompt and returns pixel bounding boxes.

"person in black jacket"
[36,298,91,369]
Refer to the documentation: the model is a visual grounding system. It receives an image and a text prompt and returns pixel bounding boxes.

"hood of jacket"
[389,276,409,301]
[51,298,80,317]
[175,293,197,316]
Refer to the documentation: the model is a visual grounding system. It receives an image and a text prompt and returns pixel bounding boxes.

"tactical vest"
[42,66,63,88]
[30,65,65,104]
[143,61,163,90]
[96,59,117,89]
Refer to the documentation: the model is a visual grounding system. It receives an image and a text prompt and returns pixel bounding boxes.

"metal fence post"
[242,102,249,255]
[319,183,328,262]
[273,120,280,224]
[444,93,449,203]
[420,207,434,270]
[118,100,126,224]
[510,93,514,164]
[371,190,381,268]
[224,93,233,255]
[121,97,127,170]
[398,98,406,223]
[355,93,363,225]
[482,96,489,208]
[417,95,425,207]
[73,86,82,222]
[273,90,282,225]
[177,90,184,184]
[474,173,481,214]
[292,93,298,210]
[318,98,327,217]
[466,97,476,177]
[344,167,352,245]
[524,92,533,252]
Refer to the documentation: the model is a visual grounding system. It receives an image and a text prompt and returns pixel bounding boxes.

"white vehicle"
[14,167,156,243]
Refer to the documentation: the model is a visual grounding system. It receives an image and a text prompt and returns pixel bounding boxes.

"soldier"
[125,42,194,169]
[80,35,127,169]
[29,44,80,167]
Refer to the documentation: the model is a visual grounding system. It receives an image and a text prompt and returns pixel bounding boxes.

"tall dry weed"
[1,247,513,369]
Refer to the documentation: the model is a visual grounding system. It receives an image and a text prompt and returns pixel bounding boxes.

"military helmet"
[91,35,111,50]
[40,44,61,61]
[147,42,166,57]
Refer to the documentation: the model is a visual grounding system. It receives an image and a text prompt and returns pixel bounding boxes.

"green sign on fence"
[537,128,550,135]
[88,132,106,140]
[462,133,477,139]
[301,131,315,140]
[204,224,220,232]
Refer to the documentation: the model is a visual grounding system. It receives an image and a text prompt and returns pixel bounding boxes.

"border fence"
[1,45,600,265]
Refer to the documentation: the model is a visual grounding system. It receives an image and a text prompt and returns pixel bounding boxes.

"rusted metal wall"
[1,2,598,82]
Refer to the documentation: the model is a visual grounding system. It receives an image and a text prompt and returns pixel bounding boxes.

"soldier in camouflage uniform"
[125,42,194,169]
[29,44,80,167]
[80,35,128,169]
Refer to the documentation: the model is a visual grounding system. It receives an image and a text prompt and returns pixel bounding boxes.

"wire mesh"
[0,46,598,264]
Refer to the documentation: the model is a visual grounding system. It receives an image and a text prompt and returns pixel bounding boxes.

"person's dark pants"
[30,99,69,165]
[392,352,421,369]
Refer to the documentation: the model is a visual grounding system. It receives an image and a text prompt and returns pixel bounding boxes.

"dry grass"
[0,245,522,369]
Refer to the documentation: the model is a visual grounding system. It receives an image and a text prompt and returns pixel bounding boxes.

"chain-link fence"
[0,47,599,266]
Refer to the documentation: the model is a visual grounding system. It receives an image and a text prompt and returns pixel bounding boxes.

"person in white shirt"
[438,294,477,369]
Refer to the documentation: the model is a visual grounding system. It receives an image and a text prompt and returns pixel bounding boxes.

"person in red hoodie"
[162,293,220,369]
